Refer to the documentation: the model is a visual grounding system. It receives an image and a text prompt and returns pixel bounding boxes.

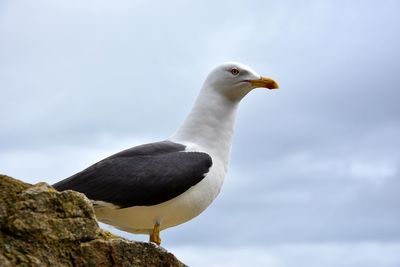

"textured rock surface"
[0,175,186,267]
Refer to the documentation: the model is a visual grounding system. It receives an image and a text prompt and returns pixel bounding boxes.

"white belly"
[94,162,225,234]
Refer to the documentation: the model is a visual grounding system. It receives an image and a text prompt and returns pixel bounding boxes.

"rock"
[0,175,186,267]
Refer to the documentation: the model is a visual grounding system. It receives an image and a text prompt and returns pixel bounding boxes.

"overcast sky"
[1,0,400,266]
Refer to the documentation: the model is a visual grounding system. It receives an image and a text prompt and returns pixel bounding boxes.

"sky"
[1,0,400,266]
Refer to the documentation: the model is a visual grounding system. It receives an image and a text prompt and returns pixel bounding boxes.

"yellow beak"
[249,76,279,89]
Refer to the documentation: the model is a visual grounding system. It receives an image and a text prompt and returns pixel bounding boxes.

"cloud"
[172,242,400,267]
[1,0,400,266]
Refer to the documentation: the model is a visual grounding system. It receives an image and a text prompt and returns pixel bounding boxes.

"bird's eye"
[230,68,240,76]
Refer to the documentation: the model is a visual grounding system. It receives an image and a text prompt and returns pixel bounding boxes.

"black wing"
[53,141,212,208]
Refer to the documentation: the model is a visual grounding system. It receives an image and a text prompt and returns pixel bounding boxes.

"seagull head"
[203,62,279,102]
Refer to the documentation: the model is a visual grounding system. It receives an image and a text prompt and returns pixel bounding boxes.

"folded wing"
[53,141,212,208]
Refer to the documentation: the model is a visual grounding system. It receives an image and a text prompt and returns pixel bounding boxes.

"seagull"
[53,62,279,245]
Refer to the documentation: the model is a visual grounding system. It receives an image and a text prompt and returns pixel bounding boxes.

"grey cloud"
[1,0,400,266]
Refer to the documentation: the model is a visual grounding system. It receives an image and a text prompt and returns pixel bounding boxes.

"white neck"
[170,87,239,168]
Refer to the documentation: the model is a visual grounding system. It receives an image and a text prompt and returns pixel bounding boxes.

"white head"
[202,62,279,102]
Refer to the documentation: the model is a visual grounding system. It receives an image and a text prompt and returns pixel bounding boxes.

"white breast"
[95,82,239,234]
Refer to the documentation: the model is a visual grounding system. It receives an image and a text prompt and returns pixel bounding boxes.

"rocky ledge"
[0,175,185,267]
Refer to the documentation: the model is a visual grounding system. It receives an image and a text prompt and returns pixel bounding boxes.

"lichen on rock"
[0,175,186,267]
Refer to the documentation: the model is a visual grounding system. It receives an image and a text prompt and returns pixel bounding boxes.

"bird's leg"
[149,222,161,245]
